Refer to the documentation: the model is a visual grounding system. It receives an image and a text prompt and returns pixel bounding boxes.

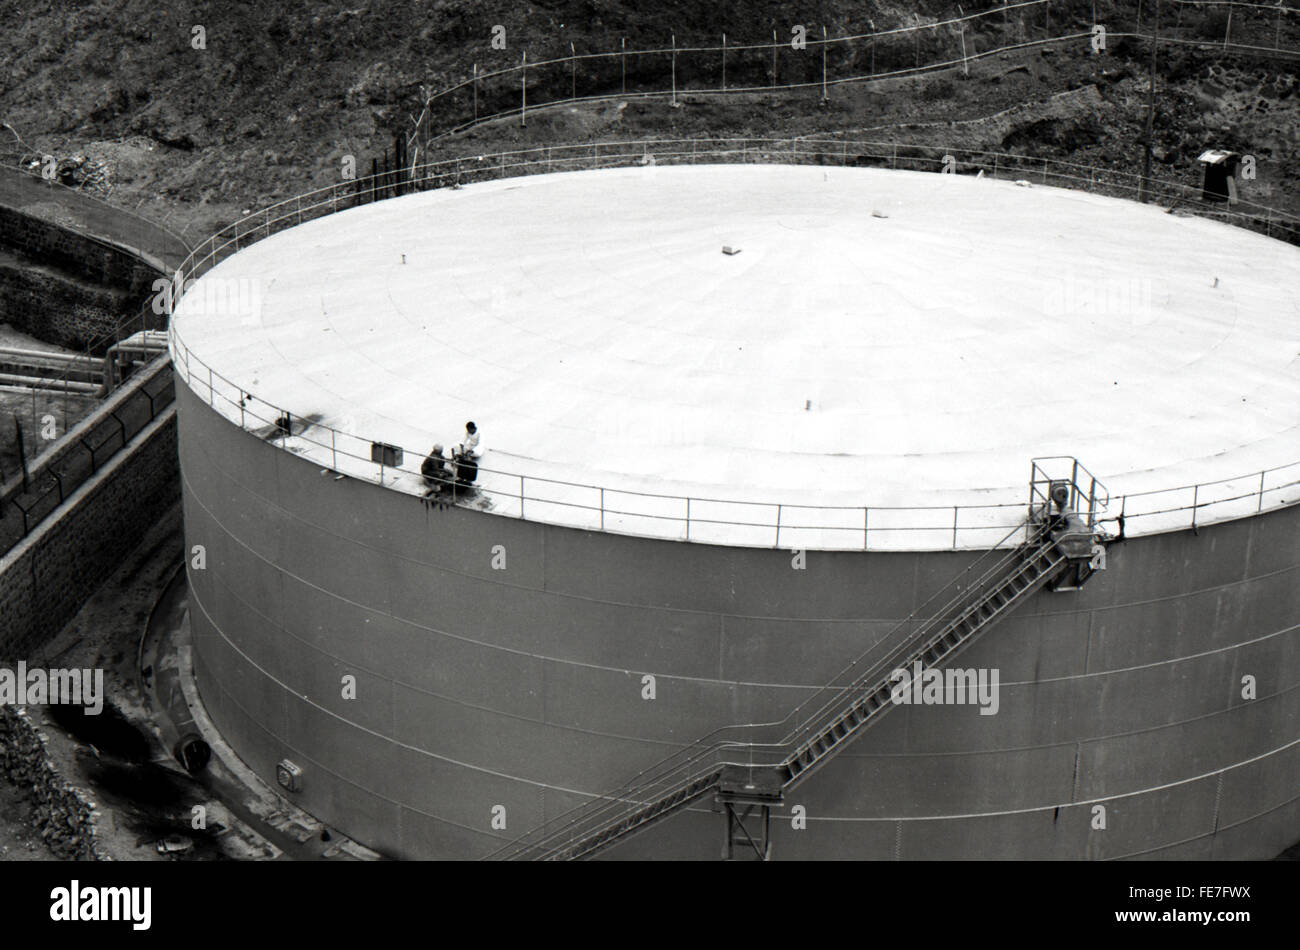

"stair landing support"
[717,764,783,861]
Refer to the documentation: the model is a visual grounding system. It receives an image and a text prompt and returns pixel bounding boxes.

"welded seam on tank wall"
[1102,792,1300,860]
[192,626,1300,843]
[180,463,1300,692]
[189,500,1300,741]
[191,581,1300,829]
[191,580,1300,774]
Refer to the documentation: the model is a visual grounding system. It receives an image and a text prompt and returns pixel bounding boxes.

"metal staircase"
[487,458,1109,861]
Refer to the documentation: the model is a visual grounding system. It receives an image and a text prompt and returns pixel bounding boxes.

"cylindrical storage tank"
[171,163,1300,859]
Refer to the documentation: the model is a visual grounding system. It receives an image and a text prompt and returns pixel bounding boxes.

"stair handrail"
[1030,456,1110,531]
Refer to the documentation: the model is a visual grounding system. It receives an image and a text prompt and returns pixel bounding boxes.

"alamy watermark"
[153,275,263,325]
[0,662,104,714]
[889,662,999,715]
[1043,267,1160,327]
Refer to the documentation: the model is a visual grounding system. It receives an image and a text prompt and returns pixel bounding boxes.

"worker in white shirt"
[460,421,480,458]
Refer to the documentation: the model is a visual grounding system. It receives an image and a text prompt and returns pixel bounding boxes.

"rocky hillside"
[0,1,1297,239]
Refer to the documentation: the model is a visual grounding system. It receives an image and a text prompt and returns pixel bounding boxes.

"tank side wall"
[178,385,1300,859]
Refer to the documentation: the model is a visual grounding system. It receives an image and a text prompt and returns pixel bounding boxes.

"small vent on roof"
[721,245,741,255]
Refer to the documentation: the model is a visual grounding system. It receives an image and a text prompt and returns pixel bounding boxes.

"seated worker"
[421,444,450,492]
[451,448,478,492]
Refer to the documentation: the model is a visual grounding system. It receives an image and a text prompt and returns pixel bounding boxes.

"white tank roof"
[172,164,1300,549]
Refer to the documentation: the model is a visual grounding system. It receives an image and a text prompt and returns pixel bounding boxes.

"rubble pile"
[0,706,107,860]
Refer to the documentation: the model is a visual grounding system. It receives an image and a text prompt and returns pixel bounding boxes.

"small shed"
[1197,149,1240,204]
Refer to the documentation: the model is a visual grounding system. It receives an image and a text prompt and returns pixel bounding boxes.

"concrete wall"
[0,407,179,660]
[0,203,159,295]
[179,382,1300,860]
[0,252,134,349]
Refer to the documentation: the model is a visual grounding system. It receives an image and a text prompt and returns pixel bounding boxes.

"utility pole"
[1139,0,1160,203]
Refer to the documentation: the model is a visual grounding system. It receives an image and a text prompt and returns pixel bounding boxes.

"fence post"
[773,28,778,87]
[621,37,626,93]
[959,14,969,77]
[822,26,829,99]
[721,33,726,90]
[473,63,478,121]
[521,51,527,127]
[571,42,577,101]
[671,34,677,105]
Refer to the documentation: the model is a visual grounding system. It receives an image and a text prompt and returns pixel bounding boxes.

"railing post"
[685,496,691,540]
[863,507,868,551]
[1191,484,1199,533]
[600,487,605,530]
[775,503,782,548]
[207,366,214,407]
[520,475,525,518]
[952,505,959,549]
[331,428,338,470]
[1258,470,1266,512]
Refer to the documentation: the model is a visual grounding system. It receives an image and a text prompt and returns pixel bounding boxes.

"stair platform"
[717,765,785,804]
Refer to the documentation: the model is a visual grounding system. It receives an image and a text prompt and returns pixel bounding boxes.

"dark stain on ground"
[86,759,195,809]
[47,702,150,764]
[46,702,229,858]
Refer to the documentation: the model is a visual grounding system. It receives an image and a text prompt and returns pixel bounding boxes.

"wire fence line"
[406,0,1300,148]
[151,138,1300,551]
